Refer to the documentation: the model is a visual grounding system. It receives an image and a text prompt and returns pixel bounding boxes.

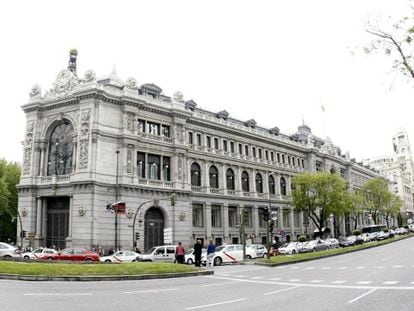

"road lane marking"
[321,267,332,270]
[348,289,376,304]
[124,288,177,294]
[392,265,403,268]
[383,281,399,285]
[24,293,92,297]
[375,266,385,269]
[331,280,347,284]
[234,275,247,278]
[290,266,300,269]
[309,280,324,283]
[185,298,246,310]
[264,285,301,296]
[200,281,241,287]
[356,281,372,285]
[356,266,366,269]
[338,267,348,270]
[305,267,315,270]
[270,277,282,281]
[381,256,393,261]
[288,279,301,282]
[251,276,263,280]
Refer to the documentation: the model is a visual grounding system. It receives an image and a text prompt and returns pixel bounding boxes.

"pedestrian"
[175,242,185,264]
[193,239,202,267]
[206,239,216,268]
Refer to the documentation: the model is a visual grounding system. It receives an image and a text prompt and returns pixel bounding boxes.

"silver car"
[0,242,21,258]
[21,248,57,260]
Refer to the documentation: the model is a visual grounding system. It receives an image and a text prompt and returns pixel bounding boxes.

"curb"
[0,269,213,282]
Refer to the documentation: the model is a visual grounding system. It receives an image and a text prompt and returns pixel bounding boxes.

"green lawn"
[257,234,413,266]
[0,261,198,276]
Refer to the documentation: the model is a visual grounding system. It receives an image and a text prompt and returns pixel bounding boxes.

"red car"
[42,248,99,262]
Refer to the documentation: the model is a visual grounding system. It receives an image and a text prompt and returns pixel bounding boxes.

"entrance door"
[144,207,164,251]
[46,197,69,250]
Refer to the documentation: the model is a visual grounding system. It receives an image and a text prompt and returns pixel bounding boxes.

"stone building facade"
[17,52,382,251]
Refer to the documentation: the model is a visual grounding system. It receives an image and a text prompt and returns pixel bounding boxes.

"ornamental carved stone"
[126,77,138,89]
[22,121,35,175]
[45,69,80,98]
[79,108,91,169]
[83,70,96,82]
[29,84,42,97]
[127,145,133,174]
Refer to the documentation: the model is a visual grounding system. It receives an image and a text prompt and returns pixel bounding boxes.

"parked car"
[324,238,340,249]
[246,244,267,259]
[201,244,244,266]
[138,245,176,262]
[184,248,206,264]
[21,248,57,260]
[41,248,100,262]
[277,242,301,255]
[0,242,21,258]
[377,231,389,240]
[100,250,140,263]
[339,235,363,247]
[302,239,328,253]
[395,227,408,235]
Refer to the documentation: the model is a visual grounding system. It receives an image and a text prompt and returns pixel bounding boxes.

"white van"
[137,245,176,262]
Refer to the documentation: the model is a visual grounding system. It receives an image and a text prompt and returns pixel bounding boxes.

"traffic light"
[243,209,249,225]
[20,230,26,238]
[262,208,269,222]
[268,221,274,234]
[135,232,140,241]
[171,193,177,206]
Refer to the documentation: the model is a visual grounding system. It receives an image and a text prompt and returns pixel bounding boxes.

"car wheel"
[246,255,252,259]
[47,257,54,260]
[105,259,112,263]
[291,250,296,254]
[85,258,93,262]
[312,248,316,252]
[23,256,30,261]
[187,258,194,265]
[214,257,222,266]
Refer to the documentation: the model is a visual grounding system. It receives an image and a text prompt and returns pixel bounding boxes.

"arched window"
[241,171,250,192]
[280,177,287,196]
[255,173,263,193]
[269,175,275,194]
[226,168,235,190]
[47,120,74,176]
[209,165,219,189]
[191,163,201,186]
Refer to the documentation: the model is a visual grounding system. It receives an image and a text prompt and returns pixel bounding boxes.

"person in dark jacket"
[193,239,202,267]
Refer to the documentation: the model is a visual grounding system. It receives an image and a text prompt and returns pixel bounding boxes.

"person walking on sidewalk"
[193,239,202,267]
[206,239,216,268]
[175,242,185,264]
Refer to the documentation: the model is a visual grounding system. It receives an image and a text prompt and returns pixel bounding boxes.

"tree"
[361,178,392,225]
[364,1,414,81]
[292,172,349,237]
[0,159,21,242]
[383,194,402,227]
[346,192,366,230]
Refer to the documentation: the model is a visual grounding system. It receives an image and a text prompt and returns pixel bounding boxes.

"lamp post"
[12,211,23,249]
[115,149,120,251]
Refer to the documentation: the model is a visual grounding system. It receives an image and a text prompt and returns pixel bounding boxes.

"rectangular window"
[316,160,323,172]
[277,153,280,163]
[148,154,161,180]
[223,140,228,152]
[265,150,269,160]
[211,205,222,228]
[301,159,305,168]
[188,132,193,145]
[245,145,249,156]
[244,207,252,228]
[196,133,202,146]
[162,156,170,181]
[287,156,291,165]
[252,147,256,158]
[192,204,204,227]
[283,209,290,227]
[214,138,219,150]
[138,119,146,133]
[239,143,243,155]
[148,122,160,135]
[281,154,285,164]
[294,211,300,227]
[258,148,262,159]
[271,152,274,161]
[340,168,346,178]
[161,125,170,137]
[258,208,266,228]
[207,136,211,148]
[228,206,238,228]
[230,142,235,153]
[137,152,145,178]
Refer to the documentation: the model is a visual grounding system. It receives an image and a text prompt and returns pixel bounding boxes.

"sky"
[1,0,413,164]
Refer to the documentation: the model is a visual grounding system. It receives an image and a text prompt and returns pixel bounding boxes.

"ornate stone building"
[18,51,382,251]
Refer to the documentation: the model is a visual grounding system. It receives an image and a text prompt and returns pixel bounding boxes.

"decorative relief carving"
[77,206,86,216]
[178,153,183,180]
[79,108,91,169]
[173,91,184,102]
[125,112,134,131]
[126,77,138,89]
[127,145,133,174]
[45,69,80,98]
[22,120,35,175]
[29,85,42,97]
[82,70,96,82]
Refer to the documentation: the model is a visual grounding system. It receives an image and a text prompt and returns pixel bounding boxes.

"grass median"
[257,234,414,266]
[0,261,199,277]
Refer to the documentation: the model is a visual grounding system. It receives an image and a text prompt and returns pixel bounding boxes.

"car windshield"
[215,245,226,252]
[144,247,156,254]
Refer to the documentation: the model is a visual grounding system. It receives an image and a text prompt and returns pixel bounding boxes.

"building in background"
[365,128,414,224]
[18,51,383,251]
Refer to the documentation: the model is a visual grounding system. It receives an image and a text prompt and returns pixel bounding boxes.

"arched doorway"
[144,207,164,251]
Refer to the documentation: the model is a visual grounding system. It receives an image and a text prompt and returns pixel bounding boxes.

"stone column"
[253,206,259,240]
[205,202,212,239]
[223,204,229,242]
[290,207,295,236]
[35,197,42,238]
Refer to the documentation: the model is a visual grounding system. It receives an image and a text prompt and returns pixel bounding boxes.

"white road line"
[348,289,376,304]
[270,277,282,281]
[309,280,324,283]
[392,265,403,268]
[321,267,332,270]
[356,281,372,285]
[251,276,263,280]
[24,293,92,296]
[331,280,347,284]
[288,279,301,282]
[291,266,300,269]
[124,288,177,294]
[185,298,246,310]
[264,285,301,296]
[338,267,348,270]
[200,281,240,287]
[234,275,247,278]
[305,267,315,270]
[383,281,399,285]
[375,266,385,269]
[356,266,366,269]
[381,256,393,262]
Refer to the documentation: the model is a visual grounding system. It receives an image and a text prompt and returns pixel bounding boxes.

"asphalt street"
[1,237,414,311]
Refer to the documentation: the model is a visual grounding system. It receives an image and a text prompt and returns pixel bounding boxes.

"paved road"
[2,237,414,311]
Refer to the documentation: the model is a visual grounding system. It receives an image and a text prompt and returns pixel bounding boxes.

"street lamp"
[12,211,23,249]
[115,149,120,250]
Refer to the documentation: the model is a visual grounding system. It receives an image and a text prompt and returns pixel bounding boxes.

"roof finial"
[68,49,78,76]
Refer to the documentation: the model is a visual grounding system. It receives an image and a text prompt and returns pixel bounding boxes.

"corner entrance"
[46,197,69,250]
[144,207,164,251]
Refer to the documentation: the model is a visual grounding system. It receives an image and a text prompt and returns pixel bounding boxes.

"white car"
[138,245,176,262]
[246,244,267,259]
[201,244,244,266]
[184,248,207,264]
[0,242,21,258]
[22,248,57,260]
[324,238,340,249]
[277,242,301,255]
[100,250,140,263]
